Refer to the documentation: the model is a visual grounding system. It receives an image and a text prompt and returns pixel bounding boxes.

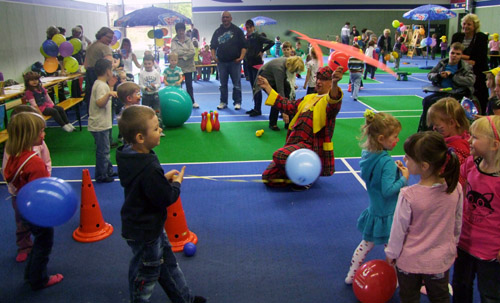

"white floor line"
[341,158,366,190]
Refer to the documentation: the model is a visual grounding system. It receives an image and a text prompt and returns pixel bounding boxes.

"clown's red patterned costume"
[262,88,343,186]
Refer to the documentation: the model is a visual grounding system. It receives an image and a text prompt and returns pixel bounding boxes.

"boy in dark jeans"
[116,105,206,303]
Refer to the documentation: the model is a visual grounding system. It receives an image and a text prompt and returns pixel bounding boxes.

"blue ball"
[183,242,197,257]
[17,177,78,227]
[154,29,164,39]
[285,149,322,186]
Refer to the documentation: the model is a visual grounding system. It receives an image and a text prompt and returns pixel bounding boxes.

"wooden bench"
[0,97,84,144]
[42,97,84,131]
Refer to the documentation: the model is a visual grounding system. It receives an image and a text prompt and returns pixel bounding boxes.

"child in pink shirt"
[452,116,500,302]
[1,105,52,263]
[199,44,213,81]
[386,131,463,302]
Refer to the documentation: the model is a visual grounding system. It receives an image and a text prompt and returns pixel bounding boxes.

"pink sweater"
[386,183,463,274]
[2,142,52,195]
[459,156,500,260]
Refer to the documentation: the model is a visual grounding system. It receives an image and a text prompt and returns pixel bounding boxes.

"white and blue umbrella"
[403,4,457,68]
[251,16,277,27]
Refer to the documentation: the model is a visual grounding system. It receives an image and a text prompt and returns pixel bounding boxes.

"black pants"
[364,64,376,79]
[269,81,291,127]
[24,222,54,290]
[43,106,69,126]
[490,51,499,69]
[397,267,450,303]
[183,72,195,103]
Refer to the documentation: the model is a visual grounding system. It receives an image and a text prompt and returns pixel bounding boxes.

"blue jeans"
[452,247,500,303]
[126,232,193,303]
[350,72,362,100]
[90,129,114,182]
[217,61,242,105]
[23,221,54,290]
[247,66,262,113]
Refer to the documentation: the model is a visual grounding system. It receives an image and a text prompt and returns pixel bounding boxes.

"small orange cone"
[73,169,113,243]
[164,197,198,252]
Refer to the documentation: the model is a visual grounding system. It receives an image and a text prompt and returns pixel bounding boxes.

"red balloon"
[353,260,397,303]
[328,51,349,74]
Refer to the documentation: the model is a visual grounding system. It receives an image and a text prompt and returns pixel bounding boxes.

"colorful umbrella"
[403,4,457,68]
[251,16,277,27]
[114,6,191,27]
[114,6,191,59]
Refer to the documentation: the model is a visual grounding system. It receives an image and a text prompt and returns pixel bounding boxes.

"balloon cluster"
[111,29,122,50]
[147,28,168,47]
[40,34,82,74]
[392,20,407,33]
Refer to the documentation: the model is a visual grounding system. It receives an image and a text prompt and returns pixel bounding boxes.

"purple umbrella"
[251,16,277,27]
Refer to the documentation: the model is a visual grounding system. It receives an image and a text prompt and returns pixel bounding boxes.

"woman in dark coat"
[451,13,489,114]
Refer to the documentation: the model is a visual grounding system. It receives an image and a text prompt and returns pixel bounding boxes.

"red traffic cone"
[73,169,113,243]
[164,197,198,252]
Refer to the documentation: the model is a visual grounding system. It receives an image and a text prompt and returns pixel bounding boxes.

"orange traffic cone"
[73,169,113,243]
[164,197,198,252]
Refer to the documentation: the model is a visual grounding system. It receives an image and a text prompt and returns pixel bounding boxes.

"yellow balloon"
[111,41,120,50]
[419,28,425,36]
[52,34,66,46]
[155,38,164,47]
[63,56,79,73]
[392,51,399,59]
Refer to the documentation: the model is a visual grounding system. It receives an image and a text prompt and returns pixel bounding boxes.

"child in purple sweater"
[386,131,463,302]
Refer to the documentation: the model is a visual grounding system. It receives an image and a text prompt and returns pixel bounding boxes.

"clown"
[257,66,343,191]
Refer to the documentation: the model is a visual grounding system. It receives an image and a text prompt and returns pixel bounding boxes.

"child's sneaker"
[62,124,74,132]
[192,102,200,108]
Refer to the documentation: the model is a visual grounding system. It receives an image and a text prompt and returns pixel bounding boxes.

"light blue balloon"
[285,149,321,186]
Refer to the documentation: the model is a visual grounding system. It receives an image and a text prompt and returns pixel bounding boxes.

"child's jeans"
[24,220,54,290]
[350,71,362,100]
[397,267,450,303]
[364,64,376,79]
[142,93,164,128]
[126,231,193,303]
[12,196,32,254]
[90,129,114,182]
[452,247,500,303]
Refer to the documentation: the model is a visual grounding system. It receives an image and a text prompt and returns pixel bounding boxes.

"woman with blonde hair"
[253,56,305,131]
[451,13,489,114]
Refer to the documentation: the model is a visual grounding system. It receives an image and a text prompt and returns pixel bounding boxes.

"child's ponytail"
[440,148,460,193]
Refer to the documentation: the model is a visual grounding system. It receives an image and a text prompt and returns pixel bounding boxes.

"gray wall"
[0,1,107,82]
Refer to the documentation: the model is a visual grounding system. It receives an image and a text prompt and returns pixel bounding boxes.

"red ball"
[353,260,397,303]
[328,51,349,74]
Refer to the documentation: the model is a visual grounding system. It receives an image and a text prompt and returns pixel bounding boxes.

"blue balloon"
[183,242,197,257]
[17,177,78,227]
[375,47,381,54]
[426,37,433,46]
[460,97,478,120]
[285,149,322,186]
[113,30,122,40]
[154,29,164,39]
[42,40,59,57]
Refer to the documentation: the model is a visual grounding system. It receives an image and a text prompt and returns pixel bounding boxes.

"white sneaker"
[217,103,227,109]
[62,124,74,132]
[68,123,76,130]
[192,102,200,108]
[234,104,241,110]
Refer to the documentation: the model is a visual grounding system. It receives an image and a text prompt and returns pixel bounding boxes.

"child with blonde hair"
[427,97,471,166]
[452,116,500,302]
[3,112,63,290]
[386,131,462,302]
[2,106,52,263]
[345,110,408,284]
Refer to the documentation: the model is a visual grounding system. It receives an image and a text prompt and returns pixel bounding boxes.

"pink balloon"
[400,25,407,32]
[59,41,74,57]
[431,38,437,47]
